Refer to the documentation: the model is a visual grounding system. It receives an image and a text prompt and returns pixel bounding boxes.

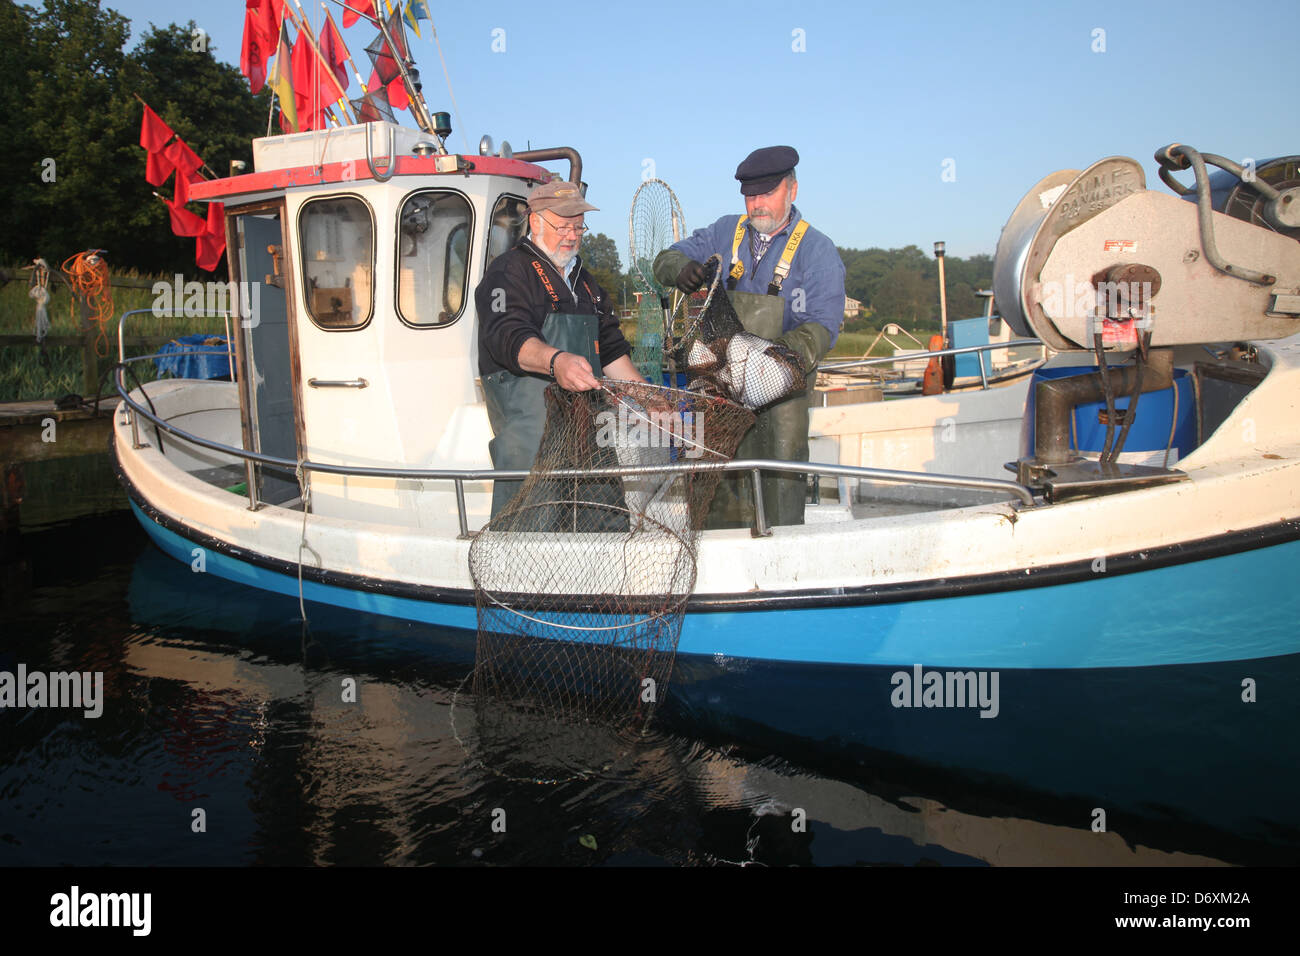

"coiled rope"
[61,250,114,357]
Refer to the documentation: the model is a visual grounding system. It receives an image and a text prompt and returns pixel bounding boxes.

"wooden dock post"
[80,295,99,398]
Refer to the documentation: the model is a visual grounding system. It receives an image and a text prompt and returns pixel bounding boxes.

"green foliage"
[838,245,994,331]
[0,267,219,401]
[0,1,271,280]
[827,331,895,359]
[579,231,629,309]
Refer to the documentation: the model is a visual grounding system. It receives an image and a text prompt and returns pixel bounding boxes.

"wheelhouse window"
[487,194,528,265]
[298,196,375,330]
[397,190,473,327]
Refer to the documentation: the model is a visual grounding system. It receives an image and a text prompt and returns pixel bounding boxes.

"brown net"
[674,254,806,410]
[467,381,754,749]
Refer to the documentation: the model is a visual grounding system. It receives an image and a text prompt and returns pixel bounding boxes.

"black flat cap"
[735,146,799,196]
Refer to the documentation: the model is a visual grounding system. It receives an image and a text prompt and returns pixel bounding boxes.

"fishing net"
[467,381,754,746]
[674,254,806,410]
[632,295,664,383]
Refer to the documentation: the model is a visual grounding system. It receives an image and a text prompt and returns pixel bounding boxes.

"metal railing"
[117,307,236,367]
[112,354,1037,538]
[820,339,1045,391]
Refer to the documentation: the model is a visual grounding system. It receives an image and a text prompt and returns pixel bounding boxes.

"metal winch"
[991,146,1300,499]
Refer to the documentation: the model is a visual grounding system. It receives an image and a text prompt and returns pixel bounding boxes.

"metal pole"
[454,478,469,538]
[245,458,260,511]
[750,469,771,538]
[934,241,948,344]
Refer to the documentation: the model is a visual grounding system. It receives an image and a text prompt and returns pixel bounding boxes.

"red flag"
[197,203,227,272]
[163,137,203,179]
[166,200,207,238]
[369,69,407,112]
[139,104,174,153]
[240,6,268,93]
[388,76,408,112]
[343,0,376,28]
[317,16,349,104]
[145,150,175,188]
[291,34,324,131]
[173,166,203,206]
[251,0,286,50]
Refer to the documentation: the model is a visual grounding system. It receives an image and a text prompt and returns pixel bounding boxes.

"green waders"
[482,312,625,530]
[705,291,817,531]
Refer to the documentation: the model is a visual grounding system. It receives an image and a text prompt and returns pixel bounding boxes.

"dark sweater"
[475,237,631,377]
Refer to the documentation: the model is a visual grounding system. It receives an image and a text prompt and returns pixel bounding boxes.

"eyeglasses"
[541,213,589,237]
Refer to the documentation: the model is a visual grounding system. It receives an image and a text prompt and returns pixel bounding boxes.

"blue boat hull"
[129,499,1300,669]
[125,509,1300,858]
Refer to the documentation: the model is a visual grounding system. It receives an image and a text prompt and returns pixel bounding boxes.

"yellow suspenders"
[728,216,811,295]
[728,216,749,283]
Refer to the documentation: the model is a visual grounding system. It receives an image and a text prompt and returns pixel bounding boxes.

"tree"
[20,0,134,267]
[117,20,271,276]
[579,231,624,306]
[0,2,270,277]
[0,1,41,262]
[871,266,932,326]
[838,244,995,332]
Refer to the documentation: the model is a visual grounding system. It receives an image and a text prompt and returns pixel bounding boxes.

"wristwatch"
[548,350,565,379]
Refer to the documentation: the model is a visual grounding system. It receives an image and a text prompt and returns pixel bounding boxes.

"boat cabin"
[190,122,560,525]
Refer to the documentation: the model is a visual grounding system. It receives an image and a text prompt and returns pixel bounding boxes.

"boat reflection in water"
[112,542,1289,866]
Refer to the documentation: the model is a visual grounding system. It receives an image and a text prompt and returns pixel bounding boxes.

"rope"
[61,250,114,357]
[1163,371,1179,468]
[294,459,317,622]
[428,20,470,153]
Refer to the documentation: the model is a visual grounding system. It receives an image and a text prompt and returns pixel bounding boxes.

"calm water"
[2,471,1298,866]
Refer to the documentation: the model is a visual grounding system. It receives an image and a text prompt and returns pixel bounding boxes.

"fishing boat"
[816,310,1046,403]
[110,126,1300,668]
[111,121,1300,835]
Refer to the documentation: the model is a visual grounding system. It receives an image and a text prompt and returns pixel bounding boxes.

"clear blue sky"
[108,0,1298,261]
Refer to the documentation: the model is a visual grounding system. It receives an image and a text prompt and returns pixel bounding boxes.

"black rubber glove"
[675,259,708,294]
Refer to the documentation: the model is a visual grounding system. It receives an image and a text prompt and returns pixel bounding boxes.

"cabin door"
[230,205,302,506]
[291,194,402,523]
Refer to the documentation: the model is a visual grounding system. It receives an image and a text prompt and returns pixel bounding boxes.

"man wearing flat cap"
[654,145,846,529]
[475,179,645,516]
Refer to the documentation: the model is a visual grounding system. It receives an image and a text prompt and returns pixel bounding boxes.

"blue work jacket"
[668,204,846,343]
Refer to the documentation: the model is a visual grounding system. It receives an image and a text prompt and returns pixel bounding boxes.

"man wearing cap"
[475,180,644,516]
[653,146,846,529]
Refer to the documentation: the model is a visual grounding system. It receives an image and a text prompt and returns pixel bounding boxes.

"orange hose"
[61,250,114,357]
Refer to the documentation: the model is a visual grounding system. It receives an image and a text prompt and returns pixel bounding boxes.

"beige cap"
[527,180,598,216]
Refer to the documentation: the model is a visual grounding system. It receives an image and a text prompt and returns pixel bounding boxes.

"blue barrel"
[1024,365,1196,464]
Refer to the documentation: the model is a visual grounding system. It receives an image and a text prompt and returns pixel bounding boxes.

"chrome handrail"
[113,354,1038,535]
[117,307,237,367]
[820,339,1045,391]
